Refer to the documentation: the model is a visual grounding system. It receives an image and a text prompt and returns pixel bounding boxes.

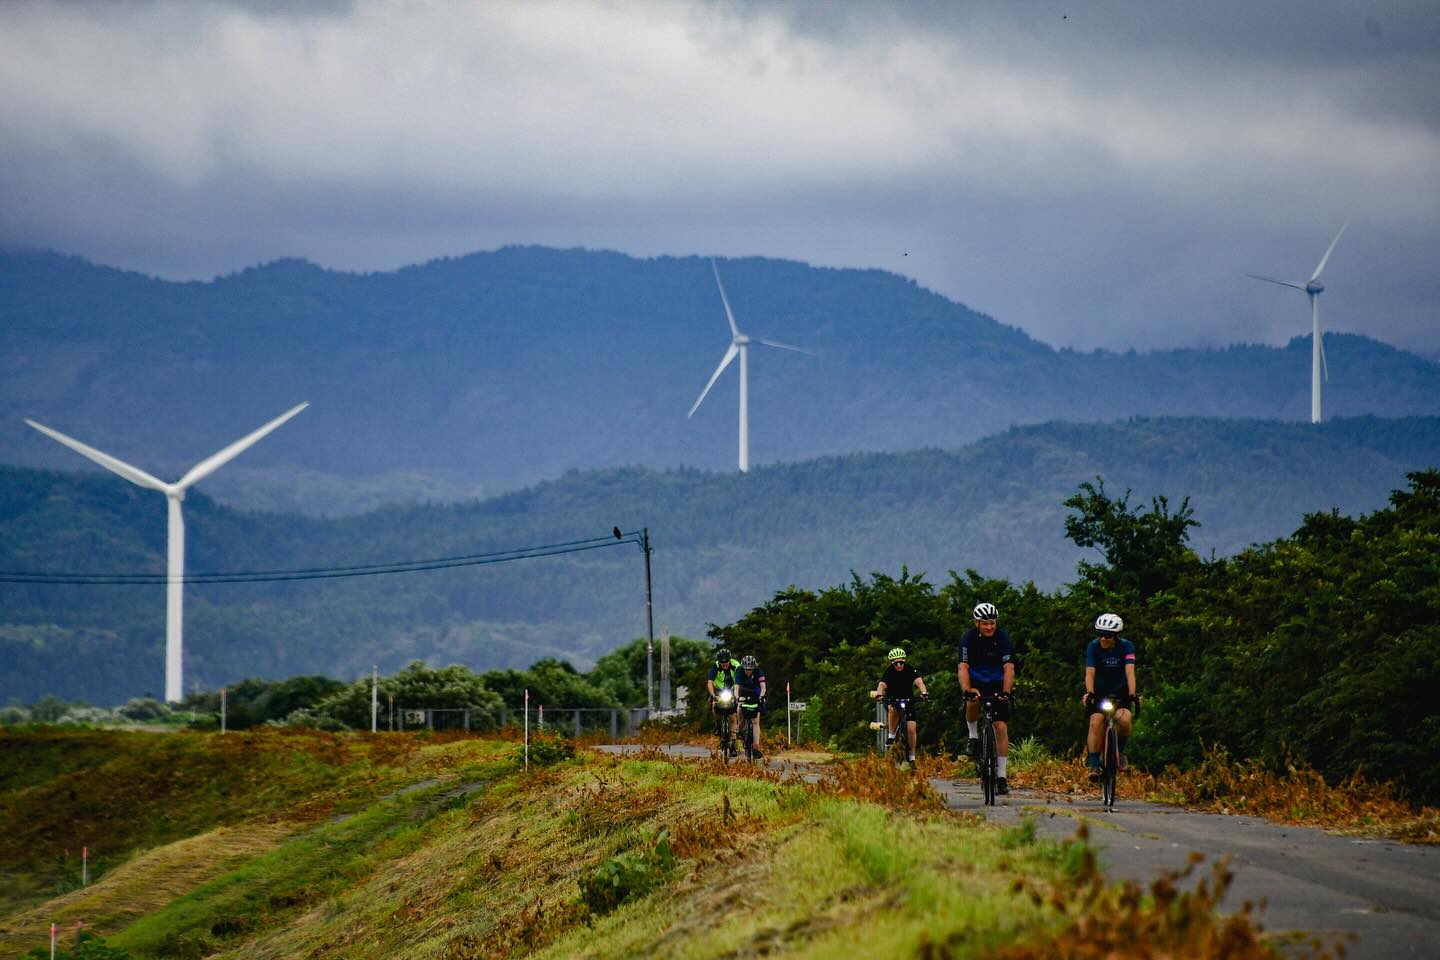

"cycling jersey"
[879,663,922,697]
[735,667,765,706]
[1085,637,1136,696]
[958,627,1014,686]
[709,662,739,690]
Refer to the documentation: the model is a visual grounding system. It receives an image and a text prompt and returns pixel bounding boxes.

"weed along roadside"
[3,726,1314,960]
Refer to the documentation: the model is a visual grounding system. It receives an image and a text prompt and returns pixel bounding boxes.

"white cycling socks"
[997,756,1007,778]
[967,721,978,738]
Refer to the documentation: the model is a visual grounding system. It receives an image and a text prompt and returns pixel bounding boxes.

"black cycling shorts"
[885,698,919,722]
[970,683,1011,723]
[1085,692,1133,718]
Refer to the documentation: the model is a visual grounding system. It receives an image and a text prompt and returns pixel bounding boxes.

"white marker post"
[50,923,56,959]
[523,689,529,771]
[220,687,227,734]
[787,682,792,745]
[82,846,88,886]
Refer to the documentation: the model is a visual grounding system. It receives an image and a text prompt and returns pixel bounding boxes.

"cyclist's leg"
[752,711,762,749]
[1085,708,1104,777]
[1115,707,1132,768]
[886,705,900,741]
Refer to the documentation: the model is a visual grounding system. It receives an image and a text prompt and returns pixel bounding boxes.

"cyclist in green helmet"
[870,646,929,762]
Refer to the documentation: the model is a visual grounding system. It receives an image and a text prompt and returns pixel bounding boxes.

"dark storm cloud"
[0,0,1436,353]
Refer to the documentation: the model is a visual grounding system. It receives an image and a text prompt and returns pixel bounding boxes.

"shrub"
[577,831,674,915]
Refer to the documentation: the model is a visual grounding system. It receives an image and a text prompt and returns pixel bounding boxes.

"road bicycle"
[967,691,1008,805]
[737,696,763,761]
[713,687,739,764]
[1091,693,1136,809]
[868,695,925,766]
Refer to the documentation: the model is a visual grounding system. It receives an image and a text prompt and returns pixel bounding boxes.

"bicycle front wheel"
[1101,725,1118,808]
[980,722,998,806]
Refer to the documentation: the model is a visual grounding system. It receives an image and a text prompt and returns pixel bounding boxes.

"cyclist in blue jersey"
[958,602,1015,795]
[1082,613,1138,780]
[735,655,767,758]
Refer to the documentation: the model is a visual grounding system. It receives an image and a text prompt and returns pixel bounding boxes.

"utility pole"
[642,528,655,717]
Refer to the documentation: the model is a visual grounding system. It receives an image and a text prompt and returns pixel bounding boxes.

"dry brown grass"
[810,753,946,812]
[1013,747,1440,844]
[0,822,295,956]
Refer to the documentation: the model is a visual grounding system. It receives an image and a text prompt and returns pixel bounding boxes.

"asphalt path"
[595,745,1440,958]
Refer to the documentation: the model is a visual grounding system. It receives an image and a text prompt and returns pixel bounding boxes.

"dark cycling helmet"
[1094,613,1124,634]
[887,647,907,662]
[715,647,732,662]
[740,655,758,670]
[973,602,999,621]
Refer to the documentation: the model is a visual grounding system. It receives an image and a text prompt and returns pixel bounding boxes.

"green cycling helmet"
[887,647,907,662]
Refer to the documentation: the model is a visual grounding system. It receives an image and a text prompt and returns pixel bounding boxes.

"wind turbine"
[1248,222,1348,424]
[25,403,309,701]
[687,258,811,472]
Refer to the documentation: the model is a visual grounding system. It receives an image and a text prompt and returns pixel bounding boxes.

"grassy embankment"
[2,728,1293,960]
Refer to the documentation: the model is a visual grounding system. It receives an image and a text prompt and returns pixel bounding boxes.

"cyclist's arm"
[759,676,767,700]
[914,675,929,697]
[706,677,717,699]
[875,680,888,698]
[1002,662,1014,694]
[1082,665,1095,702]
[1125,663,1137,699]
[958,662,972,694]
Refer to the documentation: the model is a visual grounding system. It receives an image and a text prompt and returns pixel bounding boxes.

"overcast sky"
[2,0,1437,354]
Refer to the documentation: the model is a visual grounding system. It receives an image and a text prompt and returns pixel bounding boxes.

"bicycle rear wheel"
[980,721,998,806]
[1101,725,1118,808]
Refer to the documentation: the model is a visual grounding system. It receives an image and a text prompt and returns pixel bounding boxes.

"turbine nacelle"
[733,334,751,347]
[1306,280,1325,296]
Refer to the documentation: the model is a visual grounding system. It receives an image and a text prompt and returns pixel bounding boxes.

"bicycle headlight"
[1099,698,1116,714]
[718,688,734,705]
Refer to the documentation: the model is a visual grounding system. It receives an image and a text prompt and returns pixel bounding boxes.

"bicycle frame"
[872,697,919,764]
[973,694,1004,806]
[713,687,739,764]
[1095,696,1122,808]
[738,699,762,760]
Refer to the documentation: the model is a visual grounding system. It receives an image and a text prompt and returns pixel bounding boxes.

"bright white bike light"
[1099,698,1116,714]
[718,689,734,705]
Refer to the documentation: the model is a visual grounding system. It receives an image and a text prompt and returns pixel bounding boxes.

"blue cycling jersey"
[958,627,1014,686]
[1085,637,1136,695]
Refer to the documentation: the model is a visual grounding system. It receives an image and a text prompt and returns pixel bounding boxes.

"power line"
[0,530,647,585]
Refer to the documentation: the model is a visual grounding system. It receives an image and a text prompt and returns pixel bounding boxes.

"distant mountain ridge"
[3,247,1437,514]
[3,415,1439,704]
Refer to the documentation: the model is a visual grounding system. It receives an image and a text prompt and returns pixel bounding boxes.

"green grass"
[3,733,1274,959]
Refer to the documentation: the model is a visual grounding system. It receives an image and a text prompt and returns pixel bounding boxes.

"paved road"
[596,745,1440,957]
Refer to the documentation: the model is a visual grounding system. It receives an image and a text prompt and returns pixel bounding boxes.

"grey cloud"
[0,0,1436,355]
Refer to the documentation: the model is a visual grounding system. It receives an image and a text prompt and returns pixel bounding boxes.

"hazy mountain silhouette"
[4,247,1437,514]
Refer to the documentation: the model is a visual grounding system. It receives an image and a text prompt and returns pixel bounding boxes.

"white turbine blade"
[1310,221,1349,283]
[1246,273,1306,291]
[178,402,308,489]
[710,258,741,338]
[25,419,171,492]
[687,344,738,418]
[754,337,815,357]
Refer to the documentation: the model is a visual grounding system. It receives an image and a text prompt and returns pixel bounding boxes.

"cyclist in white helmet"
[1082,613,1138,779]
[958,601,1015,795]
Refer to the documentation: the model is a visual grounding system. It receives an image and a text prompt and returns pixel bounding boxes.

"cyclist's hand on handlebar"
[919,692,930,700]
[963,689,979,701]
[995,691,1011,702]
[1081,692,1095,707]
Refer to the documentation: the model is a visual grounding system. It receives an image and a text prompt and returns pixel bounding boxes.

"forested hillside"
[3,416,1438,705]
[3,247,1438,513]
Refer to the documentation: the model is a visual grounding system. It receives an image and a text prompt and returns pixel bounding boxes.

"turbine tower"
[26,403,309,701]
[687,259,810,472]
[1248,223,1348,424]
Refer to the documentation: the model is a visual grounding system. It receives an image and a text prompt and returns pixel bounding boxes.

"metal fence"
[395,705,645,738]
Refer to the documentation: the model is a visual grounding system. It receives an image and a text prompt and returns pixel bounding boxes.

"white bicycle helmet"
[972,602,999,621]
[1094,613,1124,634]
